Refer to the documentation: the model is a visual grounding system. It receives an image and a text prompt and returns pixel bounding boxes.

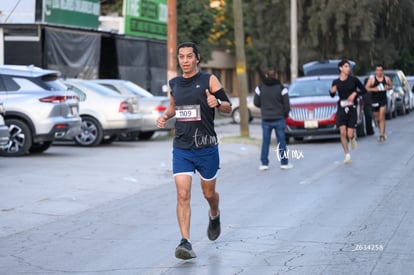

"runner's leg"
[175,175,192,239]
[339,125,349,154]
[378,105,386,136]
[201,178,219,217]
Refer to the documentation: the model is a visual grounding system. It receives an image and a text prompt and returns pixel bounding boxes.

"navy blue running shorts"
[172,145,220,181]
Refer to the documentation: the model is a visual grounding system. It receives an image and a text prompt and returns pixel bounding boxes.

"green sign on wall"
[125,0,167,40]
[43,0,100,29]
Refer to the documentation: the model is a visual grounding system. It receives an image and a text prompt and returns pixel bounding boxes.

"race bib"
[340,100,354,107]
[175,105,201,121]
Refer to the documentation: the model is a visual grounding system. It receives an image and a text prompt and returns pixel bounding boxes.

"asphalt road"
[1,114,414,275]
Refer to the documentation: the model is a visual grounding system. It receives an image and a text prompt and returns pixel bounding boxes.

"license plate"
[304,120,318,129]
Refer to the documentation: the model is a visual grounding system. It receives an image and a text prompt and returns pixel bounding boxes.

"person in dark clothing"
[329,60,366,164]
[253,69,291,170]
[365,64,392,142]
[157,42,232,260]
[363,77,375,136]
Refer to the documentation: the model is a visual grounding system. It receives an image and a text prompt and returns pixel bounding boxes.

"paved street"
[1,114,414,275]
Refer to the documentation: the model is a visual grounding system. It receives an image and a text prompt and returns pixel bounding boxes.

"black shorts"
[336,105,357,128]
[371,92,387,112]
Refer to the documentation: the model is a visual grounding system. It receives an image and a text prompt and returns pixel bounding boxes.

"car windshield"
[385,73,402,87]
[123,81,153,98]
[288,78,333,97]
[305,68,338,76]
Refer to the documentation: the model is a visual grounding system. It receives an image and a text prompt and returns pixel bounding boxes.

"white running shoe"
[259,165,269,171]
[280,164,293,170]
[344,154,352,164]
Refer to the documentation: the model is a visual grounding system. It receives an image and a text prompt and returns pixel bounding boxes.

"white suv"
[0,65,82,156]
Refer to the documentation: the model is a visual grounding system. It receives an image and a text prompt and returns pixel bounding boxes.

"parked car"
[91,79,174,140]
[0,65,81,156]
[285,75,366,142]
[368,70,412,115]
[407,75,414,92]
[63,79,142,146]
[303,60,355,76]
[226,96,261,124]
[0,102,9,147]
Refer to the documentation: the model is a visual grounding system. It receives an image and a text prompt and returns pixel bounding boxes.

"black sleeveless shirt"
[371,76,387,99]
[372,76,387,87]
[169,71,217,149]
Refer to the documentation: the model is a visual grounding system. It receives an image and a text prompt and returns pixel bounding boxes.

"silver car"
[91,79,175,140]
[384,70,412,115]
[0,102,9,147]
[225,96,261,124]
[63,79,142,146]
[0,65,82,156]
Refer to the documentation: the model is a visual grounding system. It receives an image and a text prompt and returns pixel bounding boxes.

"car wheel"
[29,141,53,154]
[0,119,32,156]
[100,134,118,145]
[392,103,398,118]
[385,99,392,120]
[385,110,391,120]
[74,116,103,146]
[138,131,155,140]
[231,108,252,124]
[405,101,411,114]
[397,102,406,116]
[356,118,366,138]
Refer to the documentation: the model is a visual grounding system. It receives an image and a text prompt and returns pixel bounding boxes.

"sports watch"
[216,98,222,108]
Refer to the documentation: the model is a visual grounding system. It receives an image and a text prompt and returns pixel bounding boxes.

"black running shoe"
[207,212,221,241]
[175,238,196,260]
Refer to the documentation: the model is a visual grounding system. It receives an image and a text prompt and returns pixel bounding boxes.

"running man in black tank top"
[157,42,232,260]
[365,64,392,142]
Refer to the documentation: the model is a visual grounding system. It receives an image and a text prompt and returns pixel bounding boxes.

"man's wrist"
[163,112,173,120]
[216,98,222,108]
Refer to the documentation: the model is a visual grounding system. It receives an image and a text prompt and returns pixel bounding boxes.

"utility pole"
[233,0,249,137]
[167,0,177,83]
[290,0,298,82]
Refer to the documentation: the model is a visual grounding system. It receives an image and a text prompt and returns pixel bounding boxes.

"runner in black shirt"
[329,60,365,163]
[365,64,392,142]
[157,42,232,260]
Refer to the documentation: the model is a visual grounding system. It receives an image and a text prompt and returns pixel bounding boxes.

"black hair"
[177,42,201,61]
[375,63,385,69]
[265,68,278,78]
[337,59,350,72]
